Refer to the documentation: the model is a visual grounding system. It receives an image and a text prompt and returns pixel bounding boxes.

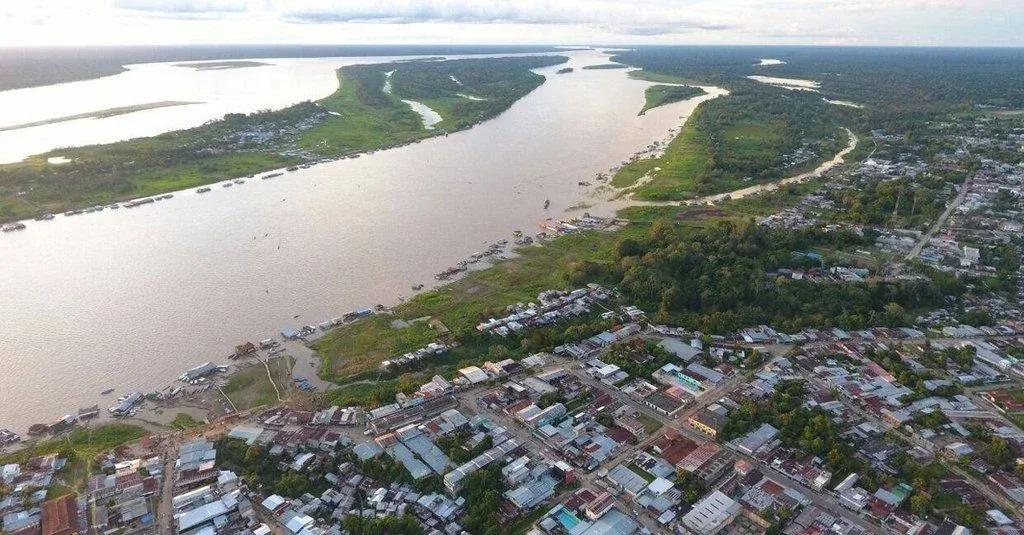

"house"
[681,491,740,535]
[687,406,727,438]
[41,494,78,535]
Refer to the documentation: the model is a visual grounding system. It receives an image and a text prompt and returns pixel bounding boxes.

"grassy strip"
[640,85,706,115]
[0,424,148,465]
[315,228,642,381]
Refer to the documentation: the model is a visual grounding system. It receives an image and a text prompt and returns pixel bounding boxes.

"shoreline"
[0,69,738,443]
[0,55,569,226]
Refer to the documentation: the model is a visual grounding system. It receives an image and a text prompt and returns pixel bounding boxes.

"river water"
[0,50,716,433]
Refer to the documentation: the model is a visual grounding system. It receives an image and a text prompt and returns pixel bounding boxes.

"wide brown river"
[0,50,720,433]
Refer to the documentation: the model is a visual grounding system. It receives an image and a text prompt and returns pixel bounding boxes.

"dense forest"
[613,46,1024,131]
[591,219,950,332]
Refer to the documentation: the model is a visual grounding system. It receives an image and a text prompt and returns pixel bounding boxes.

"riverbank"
[0,54,566,224]
[0,50,688,436]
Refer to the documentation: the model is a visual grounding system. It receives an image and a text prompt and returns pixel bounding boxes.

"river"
[0,50,719,433]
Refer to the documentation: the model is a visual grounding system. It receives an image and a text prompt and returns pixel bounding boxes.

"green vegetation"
[640,85,706,115]
[581,64,629,70]
[174,61,269,70]
[0,424,148,465]
[170,413,203,430]
[216,438,330,497]
[0,55,566,223]
[320,216,952,404]
[314,316,436,381]
[556,67,574,74]
[721,379,864,478]
[613,81,849,200]
[637,413,663,435]
[222,356,293,410]
[342,516,423,535]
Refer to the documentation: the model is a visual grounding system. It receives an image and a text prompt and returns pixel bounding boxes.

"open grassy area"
[0,424,148,465]
[171,413,204,430]
[314,316,437,381]
[637,413,664,435]
[315,228,641,381]
[612,110,715,198]
[222,356,294,411]
[640,85,706,115]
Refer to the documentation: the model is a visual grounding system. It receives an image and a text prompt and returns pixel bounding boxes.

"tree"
[909,493,931,517]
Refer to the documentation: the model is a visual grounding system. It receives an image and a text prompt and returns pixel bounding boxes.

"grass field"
[315,227,642,381]
[0,424,148,465]
[223,356,294,411]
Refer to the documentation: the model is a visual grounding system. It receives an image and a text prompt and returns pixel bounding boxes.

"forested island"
[0,55,566,222]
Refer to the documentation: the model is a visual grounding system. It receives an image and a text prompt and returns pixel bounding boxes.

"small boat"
[544,199,550,209]
[512,230,523,237]
[101,388,114,395]
[234,179,245,184]
[1,223,26,232]
[412,283,424,291]
[222,183,233,188]
[162,194,173,199]
[196,187,211,194]
[108,204,120,209]
[262,172,283,180]
[286,166,299,172]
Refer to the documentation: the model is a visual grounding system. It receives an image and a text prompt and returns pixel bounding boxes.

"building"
[41,495,78,535]
[682,491,741,535]
[730,424,778,455]
[687,407,727,438]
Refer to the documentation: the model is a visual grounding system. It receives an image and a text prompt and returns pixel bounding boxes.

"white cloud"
[0,0,1018,46]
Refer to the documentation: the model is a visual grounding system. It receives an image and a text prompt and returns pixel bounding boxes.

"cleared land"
[222,356,295,411]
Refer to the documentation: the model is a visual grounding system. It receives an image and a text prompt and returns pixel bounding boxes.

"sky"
[2,0,1021,47]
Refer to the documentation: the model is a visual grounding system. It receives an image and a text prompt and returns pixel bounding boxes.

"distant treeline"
[0,45,569,92]
[613,46,1024,130]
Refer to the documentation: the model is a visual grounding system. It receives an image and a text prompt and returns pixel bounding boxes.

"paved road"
[905,178,970,261]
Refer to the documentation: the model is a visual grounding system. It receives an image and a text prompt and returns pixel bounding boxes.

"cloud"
[277,0,731,35]
[113,0,251,14]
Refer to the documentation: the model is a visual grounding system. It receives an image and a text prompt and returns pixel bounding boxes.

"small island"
[174,60,270,70]
[556,67,574,74]
[581,63,629,70]
[639,84,707,115]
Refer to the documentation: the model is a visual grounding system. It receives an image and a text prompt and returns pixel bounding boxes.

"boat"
[286,166,299,172]
[108,204,120,209]
[196,187,211,194]
[101,388,114,395]
[262,172,283,180]
[222,183,233,188]
[512,230,523,237]
[161,194,174,199]
[1,223,26,232]
[544,199,550,209]
[412,283,424,291]
[234,179,245,184]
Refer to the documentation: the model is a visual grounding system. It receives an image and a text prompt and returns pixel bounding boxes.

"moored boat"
[196,187,211,194]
